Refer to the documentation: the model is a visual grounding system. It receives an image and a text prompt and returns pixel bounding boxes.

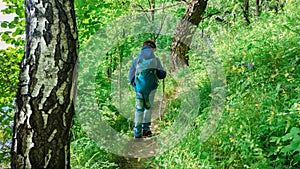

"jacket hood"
[138,46,155,59]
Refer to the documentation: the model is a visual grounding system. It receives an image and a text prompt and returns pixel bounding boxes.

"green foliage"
[0,0,24,167]
[0,48,22,166]
[149,1,300,168]
[151,70,213,168]
[70,117,119,168]
[0,0,25,46]
[1,0,299,168]
[271,127,300,154]
[73,0,300,168]
[75,0,132,46]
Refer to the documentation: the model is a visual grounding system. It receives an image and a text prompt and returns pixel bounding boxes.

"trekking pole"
[159,54,166,121]
[161,78,165,120]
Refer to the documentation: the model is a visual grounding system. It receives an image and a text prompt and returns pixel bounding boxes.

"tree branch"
[131,1,186,12]
[136,4,151,22]
[215,17,230,25]
[147,0,152,8]
[202,11,221,20]
[179,0,189,6]
[154,0,167,41]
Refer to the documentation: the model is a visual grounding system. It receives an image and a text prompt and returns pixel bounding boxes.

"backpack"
[134,57,158,96]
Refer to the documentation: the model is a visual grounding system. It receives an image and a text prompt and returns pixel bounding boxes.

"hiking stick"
[158,54,166,121]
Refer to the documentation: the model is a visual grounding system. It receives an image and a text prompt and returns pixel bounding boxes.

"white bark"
[11,0,78,168]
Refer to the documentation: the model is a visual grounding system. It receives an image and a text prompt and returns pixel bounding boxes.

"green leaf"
[295,153,300,162]
[281,144,294,153]
[8,20,16,29]
[282,127,300,142]
[1,33,10,42]
[270,136,281,143]
[12,28,22,37]
[199,152,208,159]
[1,21,8,28]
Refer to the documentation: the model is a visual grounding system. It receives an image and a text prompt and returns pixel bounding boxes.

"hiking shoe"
[142,130,152,137]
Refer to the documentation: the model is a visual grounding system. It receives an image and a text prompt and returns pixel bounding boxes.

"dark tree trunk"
[151,0,156,41]
[11,0,78,168]
[243,0,251,25]
[170,0,208,72]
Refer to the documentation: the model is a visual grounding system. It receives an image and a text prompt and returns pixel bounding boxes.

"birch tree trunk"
[170,0,207,72]
[11,0,78,168]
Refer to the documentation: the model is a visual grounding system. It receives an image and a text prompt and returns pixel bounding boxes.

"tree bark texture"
[170,0,207,72]
[11,0,78,168]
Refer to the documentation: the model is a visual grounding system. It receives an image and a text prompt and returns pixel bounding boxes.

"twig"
[137,4,151,22]
[131,1,186,12]
[180,0,189,6]
[153,2,167,41]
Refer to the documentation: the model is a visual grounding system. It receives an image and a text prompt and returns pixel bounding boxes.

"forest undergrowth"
[70,1,300,168]
[0,0,299,168]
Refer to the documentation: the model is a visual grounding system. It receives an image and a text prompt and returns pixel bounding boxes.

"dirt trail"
[114,93,168,168]
[114,123,162,168]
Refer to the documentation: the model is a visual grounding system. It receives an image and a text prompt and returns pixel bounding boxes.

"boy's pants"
[134,90,156,137]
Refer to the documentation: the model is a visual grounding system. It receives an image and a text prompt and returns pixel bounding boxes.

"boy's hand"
[157,69,166,79]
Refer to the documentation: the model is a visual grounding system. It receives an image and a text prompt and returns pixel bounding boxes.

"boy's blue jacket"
[128,46,166,87]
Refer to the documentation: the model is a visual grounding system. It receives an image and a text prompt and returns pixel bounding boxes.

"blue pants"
[134,90,156,137]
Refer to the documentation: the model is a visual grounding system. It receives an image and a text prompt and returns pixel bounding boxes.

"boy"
[128,40,166,139]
